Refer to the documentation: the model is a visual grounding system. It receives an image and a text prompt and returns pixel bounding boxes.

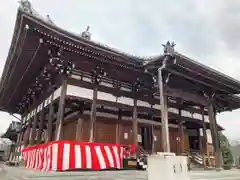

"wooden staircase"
[184,149,216,169]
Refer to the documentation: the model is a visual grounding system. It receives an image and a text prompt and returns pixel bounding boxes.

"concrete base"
[2,166,240,180]
[216,167,223,172]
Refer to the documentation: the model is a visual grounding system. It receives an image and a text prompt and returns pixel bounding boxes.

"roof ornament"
[19,0,33,14]
[162,41,175,55]
[81,26,91,40]
[46,14,54,24]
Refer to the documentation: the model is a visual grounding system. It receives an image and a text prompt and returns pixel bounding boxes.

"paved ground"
[1,165,240,180]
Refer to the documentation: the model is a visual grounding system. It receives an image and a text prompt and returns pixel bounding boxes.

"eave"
[145,52,240,95]
[0,8,148,113]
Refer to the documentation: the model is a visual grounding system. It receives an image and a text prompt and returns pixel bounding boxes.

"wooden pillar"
[116,109,121,144]
[132,99,138,150]
[158,68,170,152]
[55,79,67,140]
[207,102,222,170]
[76,117,83,141]
[201,109,208,167]
[17,118,24,145]
[178,109,185,154]
[29,110,38,145]
[150,106,155,154]
[23,122,31,147]
[89,86,97,142]
[36,103,45,144]
[179,122,185,154]
[46,94,54,143]
[151,124,155,153]
[17,132,22,146]
[115,124,120,144]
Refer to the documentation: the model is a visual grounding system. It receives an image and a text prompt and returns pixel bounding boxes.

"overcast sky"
[0,0,240,140]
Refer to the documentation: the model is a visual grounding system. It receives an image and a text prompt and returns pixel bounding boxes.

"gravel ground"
[1,166,240,180]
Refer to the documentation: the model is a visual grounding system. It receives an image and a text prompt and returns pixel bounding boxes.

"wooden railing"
[182,148,216,168]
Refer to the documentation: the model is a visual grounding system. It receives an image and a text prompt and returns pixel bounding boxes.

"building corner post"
[132,98,138,154]
[89,85,97,142]
[207,98,222,171]
[158,67,170,152]
[55,78,67,141]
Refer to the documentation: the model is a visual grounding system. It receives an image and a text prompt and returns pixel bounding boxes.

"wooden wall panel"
[119,124,133,145]
[82,119,90,142]
[95,119,116,144]
[63,120,77,141]
[154,127,162,152]
[169,128,181,154]
[184,132,190,153]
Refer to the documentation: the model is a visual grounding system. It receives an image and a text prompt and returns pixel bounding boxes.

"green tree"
[219,133,233,165]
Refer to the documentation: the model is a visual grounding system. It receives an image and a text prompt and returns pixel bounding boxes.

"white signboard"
[124,133,128,139]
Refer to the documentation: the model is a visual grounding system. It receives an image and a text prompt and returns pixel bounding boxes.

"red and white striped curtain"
[22,141,124,171]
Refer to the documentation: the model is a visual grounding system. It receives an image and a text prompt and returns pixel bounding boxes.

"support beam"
[68,77,210,115]
[178,109,185,154]
[151,124,155,153]
[23,123,31,147]
[46,95,54,143]
[19,118,24,145]
[132,99,138,150]
[151,106,155,154]
[29,110,38,145]
[166,87,207,106]
[116,123,120,144]
[89,86,97,142]
[208,101,222,170]
[17,131,23,147]
[56,79,67,140]
[158,68,170,152]
[201,109,208,168]
[116,109,121,144]
[76,117,83,141]
[36,103,45,144]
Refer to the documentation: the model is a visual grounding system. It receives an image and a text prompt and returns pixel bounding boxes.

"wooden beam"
[23,122,31,147]
[46,95,54,143]
[132,99,138,150]
[17,130,23,146]
[68,78,210,115]
[76,116,83,141]
[178,109,185,154]
[29,110,38,145]
[89,86,97,142]
[158,68,170,152]
[116,109,121,144]
[166,68,229,94]
[56,79,67,140]
[166,87,207,106]
[151,124,155,153]
[36,103,45,144]
[73,97,205,127]
[137,118,161,126]
[202,109,208,153]
[201,109,208,168]
[207,101,222,170]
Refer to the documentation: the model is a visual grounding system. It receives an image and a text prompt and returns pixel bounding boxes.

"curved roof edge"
[17,1,151,63]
